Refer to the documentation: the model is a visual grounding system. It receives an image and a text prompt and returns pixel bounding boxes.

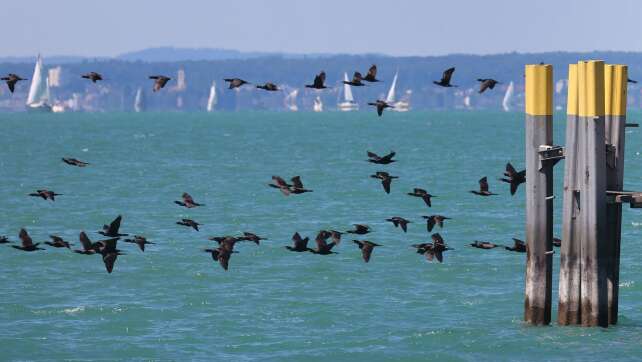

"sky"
[5,0,642,57]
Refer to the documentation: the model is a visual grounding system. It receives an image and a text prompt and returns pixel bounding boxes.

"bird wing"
[50,235,63,243]
[103,238,118,253]
[315,231,329,249]
[103,253,117,273]
[367,151,380,160]
[505,163,517,177]
[7,80,16,93]
[353,72,363,82]
[431,233,445,245]
[399,220,408,232]
[442,67,455,83]
[79,232,93,250]
[355,224,369,233]
[422,195,432,207]
[361,243,374,262]
[182,193,195,204]
[413,188,426,195]
[479,80,491,93]
[510,182,518,196]
[19,229,33,247]
[272,176,289,187]
[376,103,384,116]
[367,65,377,79]
[427,217,436,232]
[479,177,490,192]
[382,177,392,194]
[291,176,304,189]
[380,151,396,162]
[108,215,122,235]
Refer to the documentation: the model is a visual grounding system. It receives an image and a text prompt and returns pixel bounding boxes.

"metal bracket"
[538,145,565,170]
[606,190,642,208]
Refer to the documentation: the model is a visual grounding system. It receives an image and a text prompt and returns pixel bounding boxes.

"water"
[1,111,641,361]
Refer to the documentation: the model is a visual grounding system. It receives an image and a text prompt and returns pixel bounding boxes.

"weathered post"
[558,64,582,325]
[577,60,609,327]
[524,64,554,325]
[604,64,627,325]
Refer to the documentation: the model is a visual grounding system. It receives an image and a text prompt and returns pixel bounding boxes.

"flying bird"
[256,82,279,91]
[628,78,637,84]
[368,100,393,116]
[329,230,343,244]
[74,231,110,255]
[346,224,371,235]
[499,163,525,196]
[305,71,328,89]
[0,236,10,244]
[176,218,201,231]
[44,235,71,249]
[81,72,103,83]
[367,151,396,164]
[290,176,313,194]
[412,233,451,263]
[370,171,398,194]
[1,73,27,93]
[353,240,381,263]
[224,78,250,89]
[62,157,89,167]
[363,65,380,82]
[174,193,204,208]
[506,238,526,252]
[239,232,266,245]
[149,75,171,92]
[423,215,451,232]
[100,238,122,273]
[553,237,562,247]
[209,236,241,252]
[268,176,292,196]
[124,235,154,252]
[310,230,339,255]
[203,247,234,271]
[29,189,62,201]
[470,177,498,196]
[286,232,313,252]
[470,240,499,249]
[477,78,500,93]
[386,216,411,232]
[433,67,456,87]
[343,72,365,87]
[11,229,44,251]
[407,188,436,207]
[99,215,128,237]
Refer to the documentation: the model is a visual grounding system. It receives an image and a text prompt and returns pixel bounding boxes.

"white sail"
[207,81,217,112]
[26,55,51,110]
[502,81,514,112]
[313,96,323,112]
[134,87,144,112]
[386,72,398,103]
[343,73,354,102]
[284,89,298,111]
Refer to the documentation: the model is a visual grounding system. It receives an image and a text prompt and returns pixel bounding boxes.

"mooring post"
[604,64,628,325]
[577,60,609,327]
[558,64,582,325]
[524,64,554,325]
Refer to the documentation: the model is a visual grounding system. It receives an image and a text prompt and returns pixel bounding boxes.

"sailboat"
[502,81,514,112]
[386,72,410,112]
[206,81,217,112]
[134,87,145,112]
[337,72,358,111]
[26,55,52,112]
[313,96,323,112]
[284,89,298,112]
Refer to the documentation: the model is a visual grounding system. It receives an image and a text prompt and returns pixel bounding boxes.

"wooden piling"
[524,64,554,325]
[604,64,628,325]
[558,64,582,325]
[577,60,609,327]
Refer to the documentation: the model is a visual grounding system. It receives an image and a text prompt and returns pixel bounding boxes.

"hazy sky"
[5,0,642,57]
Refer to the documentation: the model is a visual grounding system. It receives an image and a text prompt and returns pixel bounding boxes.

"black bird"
[628,78,638,84]
[149,75,171,92]
[343,72,365,87]
[224,78,250,89]
[62,157,89,167]
[268,176,292,196]
[310,230,339,255]
[99,215,128,237]
[412,233,450,263]
[367,151,396,164]
[1,73,27,93]
[305,71,328,89]
[100,238,122,273]
[74,231,108,255]
[407,188,436,207]
[239,232,266,245]
[470,240,499,249]
[470,177,498,196]
[81,72,103,83]
[423,215,451,232]
[370,171,398,194]
[506,238,526,252]
[286,232,313,252]
[124,235,154,252]
[0,236,10,244]
[29,189,62,201]
[209,236,241,251]
[477,78,500,93]
[203,247,234,271]
[290,176,313,194]
[386,216,411,232]
[176,218,201,231]
[499,163,526,196]
[353,240,381,263]
[346,224,371,235]
[329,230,343,244]
[368,100,393,116]
[44,235,71,249]
[433,67,456,87]
[12,229,44,251]
[174,192,204,208]
[256,82,279,91]
[363,65,380,82]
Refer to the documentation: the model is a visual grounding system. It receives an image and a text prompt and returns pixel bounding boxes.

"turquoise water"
[1,111,641,361]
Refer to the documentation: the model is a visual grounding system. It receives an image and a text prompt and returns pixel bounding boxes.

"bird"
[174,192,204,208]
[423,215,451,232]
[470,240,499,249]
[290,176,313,194]
[239,232,266,245]
[363,65,380,82]
[305,71,328,89]
[407,188,436,207]
[286,232,313,252]
[203,247,234,271]
[149,75,171,92]
[176,218,201,231]
[1,74,27,93]
[99,215,128,237]
[28,189,62,201]
[353,240,381,263]
[367,151,396,164]
[628,78,638,84]
[499,163,526,196]
[370,171,398,194]
[433,67,456,87]
[368,100,393,116]
[100,238,122,273]
[123,235,154,252]
[412,233,450,262]
[268,176,292,196]
[386,216,411,232]
[553,237,562,247]
[310,230,339,255]
[0,236,10,244]
[506,238,526,252]
[62,157,89,167]
[44,235,71,249]
[81,72,103,83]
[329,230,343,244]
[477,78,500,93]
[209,236,243,253]
[11,229,44,251]
[256,82,279,91]
[470,177,498,196]
[346,224,371,235]
[74,231,110,255]
[224,78,250,89]
[343,72,365,87]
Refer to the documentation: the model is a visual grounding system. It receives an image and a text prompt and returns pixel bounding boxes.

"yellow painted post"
[524,64,554,325]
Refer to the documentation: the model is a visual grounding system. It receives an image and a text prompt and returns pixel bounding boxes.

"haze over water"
[1,112,641,360]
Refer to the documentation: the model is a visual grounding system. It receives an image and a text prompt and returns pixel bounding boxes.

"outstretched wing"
[108,215,122,235]
[367,65,377,79]
[479,177,489,192]
[291,176,304,189]
[505,162,517,177]
[442,67,455,83]
[19,229,33,247]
